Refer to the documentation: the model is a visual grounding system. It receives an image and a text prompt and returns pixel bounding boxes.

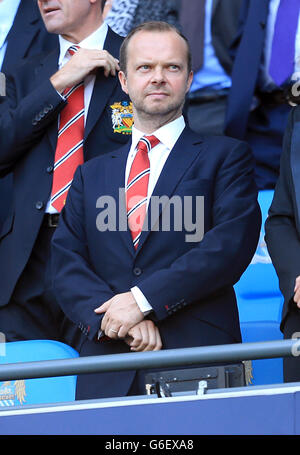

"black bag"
[145,363,246,397]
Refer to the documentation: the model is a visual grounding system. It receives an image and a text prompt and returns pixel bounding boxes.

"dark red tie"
[50,45,84,212]
[126,135,160,249]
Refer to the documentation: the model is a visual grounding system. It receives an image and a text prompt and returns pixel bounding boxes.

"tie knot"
[68,45,80,56]
[138,135,160,153]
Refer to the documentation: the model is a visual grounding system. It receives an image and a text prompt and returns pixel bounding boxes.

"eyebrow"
[135,60,184,67]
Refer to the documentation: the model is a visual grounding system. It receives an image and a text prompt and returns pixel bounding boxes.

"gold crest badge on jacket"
[110,101,133,135]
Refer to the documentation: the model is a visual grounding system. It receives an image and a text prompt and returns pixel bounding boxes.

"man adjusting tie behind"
[0,0,131,345]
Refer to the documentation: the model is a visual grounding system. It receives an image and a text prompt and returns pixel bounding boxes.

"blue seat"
[0,340,78,407]
[241,321,283,385]
[235,190,284,324]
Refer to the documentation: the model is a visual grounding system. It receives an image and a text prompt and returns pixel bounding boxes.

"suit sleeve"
[51,166,116,341]
[265,108,300,322]
[138,140,261,321]
[0,68,66,177]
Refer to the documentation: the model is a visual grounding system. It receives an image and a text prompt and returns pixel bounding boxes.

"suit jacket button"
[133,267,142,277]
[46,165,53,173]
[35,201,44,210]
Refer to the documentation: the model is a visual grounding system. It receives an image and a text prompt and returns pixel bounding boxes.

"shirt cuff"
[131,286,153,316]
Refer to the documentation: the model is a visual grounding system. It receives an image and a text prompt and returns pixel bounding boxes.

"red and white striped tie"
[50,45,84,212]
[126,135,160,250]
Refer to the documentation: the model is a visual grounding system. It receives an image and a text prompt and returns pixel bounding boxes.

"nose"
[151,66,165,84]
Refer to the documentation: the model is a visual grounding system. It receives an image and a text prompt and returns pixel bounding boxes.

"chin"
[43,22,63,34]
[145,105,179,117]
[41,13,66,34]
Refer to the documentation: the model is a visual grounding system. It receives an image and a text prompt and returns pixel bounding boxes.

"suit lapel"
[2,0,40,73]
[211,0,219,19]
[225,0,269,138]
[105,144,136,256]
[84,27,123,141]
[103,128,204,256]
[136,128,204,253]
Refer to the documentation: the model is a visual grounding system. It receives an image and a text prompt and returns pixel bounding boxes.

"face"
[38,0,100,42]
[119,30,193,128]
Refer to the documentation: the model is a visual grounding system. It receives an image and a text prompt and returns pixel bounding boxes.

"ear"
[118,71,129,95]
[186,71,193,94]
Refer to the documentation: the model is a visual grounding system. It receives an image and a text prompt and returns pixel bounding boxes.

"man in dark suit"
[0,0,58,230]
[225,0,300,190]
[265,106,300,382]
[179,0,242,136]
[51,21,261,400]
[0,0,131,344]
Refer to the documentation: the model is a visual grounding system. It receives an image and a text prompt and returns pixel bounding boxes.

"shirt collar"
[58,21,108,67]
[131,116,186,152]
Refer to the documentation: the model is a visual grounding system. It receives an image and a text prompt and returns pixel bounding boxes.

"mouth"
[147,92,169,99]
[43,6,60,15]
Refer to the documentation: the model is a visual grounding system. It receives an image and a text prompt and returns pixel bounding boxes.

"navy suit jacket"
[51,126,261,398]
[0,0,58,230]
[224,0,270,139]
[0,27,131,307]
[265,106,300,329]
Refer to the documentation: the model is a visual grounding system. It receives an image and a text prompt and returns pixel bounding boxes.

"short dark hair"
[101,0,106,11]
[119,21,192,75]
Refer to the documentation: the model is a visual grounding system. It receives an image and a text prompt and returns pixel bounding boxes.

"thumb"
[94,299,111,314]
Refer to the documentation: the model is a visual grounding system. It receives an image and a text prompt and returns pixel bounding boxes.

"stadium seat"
[241,321,283,385]
[235,190,284,324]
[0,340,78,407]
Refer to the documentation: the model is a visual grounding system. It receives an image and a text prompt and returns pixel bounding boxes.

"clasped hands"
[94,292,162,352]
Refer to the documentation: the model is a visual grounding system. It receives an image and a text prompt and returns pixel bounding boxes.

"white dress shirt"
[128,115,186,314]
[46,22,108,214]
[0,0,21,71]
